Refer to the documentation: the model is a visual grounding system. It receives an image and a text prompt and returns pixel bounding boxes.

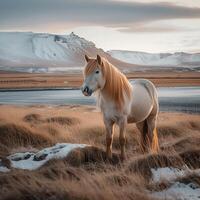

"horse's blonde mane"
[84,57,132,110]
[84,59,97,76]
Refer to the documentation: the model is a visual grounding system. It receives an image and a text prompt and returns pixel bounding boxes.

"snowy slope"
[108,50,200,68]
[0,32,97,68]
[0,32,132,72]
[1,32,199,73]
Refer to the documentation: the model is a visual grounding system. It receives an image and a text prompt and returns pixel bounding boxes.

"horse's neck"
[96,89,107,104]
[96,89,110,106]
[96,91,113,115]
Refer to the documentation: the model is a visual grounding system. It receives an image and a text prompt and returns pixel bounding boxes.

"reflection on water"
[0,87,199,113]
[157,87,200,113]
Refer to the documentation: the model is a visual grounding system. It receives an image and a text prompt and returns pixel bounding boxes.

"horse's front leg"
[104,119,114,159]
[118,117,127,161]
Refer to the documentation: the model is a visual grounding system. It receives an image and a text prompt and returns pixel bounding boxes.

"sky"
[0,0,200,53]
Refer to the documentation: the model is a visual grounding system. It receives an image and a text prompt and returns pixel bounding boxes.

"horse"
[81,54,159,160]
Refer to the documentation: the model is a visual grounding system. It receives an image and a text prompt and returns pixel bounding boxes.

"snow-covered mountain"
[0,32,131,73]
[0,32,199,73]
[107,50,200,69]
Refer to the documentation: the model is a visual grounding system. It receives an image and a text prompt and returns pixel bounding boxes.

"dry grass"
[46,116,80,126]
[0,71,200,89]
[0,105,199,200]
[23,113,43,124]
[0,123,51,146]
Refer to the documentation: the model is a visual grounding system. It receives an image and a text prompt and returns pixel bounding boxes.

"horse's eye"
[95,70,99,74]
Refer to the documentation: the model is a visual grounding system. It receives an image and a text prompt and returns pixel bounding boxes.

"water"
[157,87,200,113]
[0,87,199,113]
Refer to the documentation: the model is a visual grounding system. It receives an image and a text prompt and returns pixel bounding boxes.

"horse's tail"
[151,127,159,153]
[140,119,148,152]
[141,119,159,153]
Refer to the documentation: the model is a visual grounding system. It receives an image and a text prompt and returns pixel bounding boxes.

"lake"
[0,87,199,113]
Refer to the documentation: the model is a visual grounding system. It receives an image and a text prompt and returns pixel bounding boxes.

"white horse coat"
[82,55,159,159]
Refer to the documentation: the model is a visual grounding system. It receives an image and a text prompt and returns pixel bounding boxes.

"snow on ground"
[151,167,187,183]
[2,143,200,200]
[7,143,87,170]
[153,182,200,200]
[0,166,10,172]
[151,167,200,200]
[151,167,200,183]
[0,159,10,172]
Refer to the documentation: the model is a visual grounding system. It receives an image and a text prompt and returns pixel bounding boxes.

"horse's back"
[131,79,158,101]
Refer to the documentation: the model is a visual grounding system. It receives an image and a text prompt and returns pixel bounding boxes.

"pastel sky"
[0,0,200,52]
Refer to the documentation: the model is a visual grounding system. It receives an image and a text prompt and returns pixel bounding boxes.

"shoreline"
[0,87,76,92]
[0,87,199,114]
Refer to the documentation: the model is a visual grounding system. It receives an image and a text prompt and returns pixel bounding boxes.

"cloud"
[0,0,200,32]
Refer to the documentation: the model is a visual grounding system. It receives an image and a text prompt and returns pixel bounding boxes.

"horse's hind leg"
[146,115,159,153]
[136,116,159,153]
[136,120,148,153]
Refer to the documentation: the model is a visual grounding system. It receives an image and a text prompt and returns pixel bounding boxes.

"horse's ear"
[85,55,90,63]
[97,54,102,65]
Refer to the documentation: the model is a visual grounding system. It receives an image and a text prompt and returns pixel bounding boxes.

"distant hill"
[0,32,199,73]
[0,32,132,73]
[108,50,200,71]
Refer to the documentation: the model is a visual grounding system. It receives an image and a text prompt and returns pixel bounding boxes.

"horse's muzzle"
[82,86,93,96]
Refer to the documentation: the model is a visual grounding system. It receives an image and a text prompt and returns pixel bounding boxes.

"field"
[0,105,200,200]
[0,71,200,89]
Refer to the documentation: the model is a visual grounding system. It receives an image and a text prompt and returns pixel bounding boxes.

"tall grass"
[0,105,199,200]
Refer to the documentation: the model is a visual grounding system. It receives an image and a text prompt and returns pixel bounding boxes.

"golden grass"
[0,105,199,200]
[0,71,200,89]
[0,123,52,155]
[23,113,43,124]
[46,116,80,126]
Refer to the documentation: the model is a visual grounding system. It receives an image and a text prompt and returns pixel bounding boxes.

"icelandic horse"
[81,55,159,160]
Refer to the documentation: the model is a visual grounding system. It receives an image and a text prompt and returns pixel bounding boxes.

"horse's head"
[81,54,105,96]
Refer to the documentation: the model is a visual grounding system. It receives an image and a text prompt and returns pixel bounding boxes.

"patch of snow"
[0,166,10,172]
[151,167,200,183]
[151,167,200,200]
[7,143,87,170]
[153,182,200,200]
[151,167,186,183]
[0,159,11,172]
